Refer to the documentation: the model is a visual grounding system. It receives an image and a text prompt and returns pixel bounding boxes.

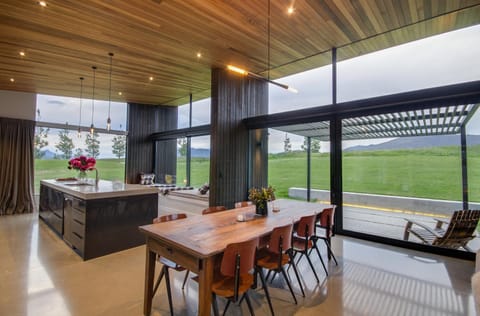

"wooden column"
[126,103,177,184]
[210,68,268,208]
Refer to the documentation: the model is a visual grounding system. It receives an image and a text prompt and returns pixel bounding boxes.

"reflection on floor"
[0,213,476,316]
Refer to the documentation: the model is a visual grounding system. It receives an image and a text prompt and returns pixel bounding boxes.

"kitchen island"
[39,179,158,260]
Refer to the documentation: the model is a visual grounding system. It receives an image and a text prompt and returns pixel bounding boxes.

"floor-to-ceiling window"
[267,129,307,199]
[267,122,331,203]
[157,96,211,187]
[190,135,210,187]
[34,94,127,194]
[340,106,480,252]
[466,106,480,205]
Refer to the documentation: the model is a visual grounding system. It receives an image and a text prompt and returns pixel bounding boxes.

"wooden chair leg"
[163,267,174,316]
[404,221,412,240]
[181,270,190,290]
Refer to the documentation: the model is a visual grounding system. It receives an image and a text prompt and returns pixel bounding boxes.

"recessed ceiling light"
[19,51,25,57]
[38,1,47,7]
[149,76,154,81]
[287,6,295,15]
[196,52,202,58]
[10,78,15,82]
[118,92,122,96]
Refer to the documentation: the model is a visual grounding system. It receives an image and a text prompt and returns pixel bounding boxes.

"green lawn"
[34,158,126,193]
[34,145,480,202]
[176,157,210,187]
[268,146,480,201]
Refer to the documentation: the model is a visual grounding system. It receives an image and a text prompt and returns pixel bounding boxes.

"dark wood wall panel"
[249,128,268,190]
[210,68,268,208]
[154,139,177,184]
[126,103,177,184]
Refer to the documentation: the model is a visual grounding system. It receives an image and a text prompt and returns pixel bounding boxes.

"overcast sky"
[37,24,480,156]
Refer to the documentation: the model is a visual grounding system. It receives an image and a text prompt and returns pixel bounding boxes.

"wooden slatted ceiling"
[0,1,479,106]
[274,104,479,140]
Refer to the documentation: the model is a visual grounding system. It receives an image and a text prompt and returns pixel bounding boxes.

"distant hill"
[192,148,210,158]
[40,149,56,159]
[177,148,210,158]
[345,135,480,152]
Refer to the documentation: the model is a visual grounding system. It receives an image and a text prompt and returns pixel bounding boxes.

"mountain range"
[345,135,480,152]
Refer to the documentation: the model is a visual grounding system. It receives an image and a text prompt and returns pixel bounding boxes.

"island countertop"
[41,179,159,200]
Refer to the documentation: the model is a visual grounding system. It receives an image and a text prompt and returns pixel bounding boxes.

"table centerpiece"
[248,185,276,216]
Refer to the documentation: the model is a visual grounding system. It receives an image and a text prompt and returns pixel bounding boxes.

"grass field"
[34,159,126,193]
[34,145,480,202]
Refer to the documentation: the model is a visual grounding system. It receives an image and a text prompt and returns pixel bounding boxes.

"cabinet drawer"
[72,208,86,225]
[70,231,85,253]
[72,199,86,212]
[71,218,85,238]
[149,239,198,271]
[50,212,63,235]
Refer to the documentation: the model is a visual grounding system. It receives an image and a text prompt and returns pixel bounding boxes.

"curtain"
[0,117,35,215]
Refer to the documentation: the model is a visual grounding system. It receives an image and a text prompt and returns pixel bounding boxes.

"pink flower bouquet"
[68,156,96,172]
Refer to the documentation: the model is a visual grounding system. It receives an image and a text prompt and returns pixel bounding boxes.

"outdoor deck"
[343,205,480,252]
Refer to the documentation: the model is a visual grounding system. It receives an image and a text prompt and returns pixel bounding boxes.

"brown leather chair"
[311,207,338,265]
[256,223,304,304]
[211,237,274,316]
[292,214,327,280]
[202,206,227,215]
[152,213,189,316]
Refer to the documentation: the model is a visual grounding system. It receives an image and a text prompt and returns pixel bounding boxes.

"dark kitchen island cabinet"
[39,180,158,260]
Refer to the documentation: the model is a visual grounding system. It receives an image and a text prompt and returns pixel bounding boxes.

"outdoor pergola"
[272,103,479,210]
[274,104,479,140]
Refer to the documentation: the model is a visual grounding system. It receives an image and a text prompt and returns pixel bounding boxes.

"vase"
[77,170,88,184]
[255,200,268,216]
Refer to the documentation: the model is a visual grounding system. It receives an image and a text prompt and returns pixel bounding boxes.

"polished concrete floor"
[0,212,476,316]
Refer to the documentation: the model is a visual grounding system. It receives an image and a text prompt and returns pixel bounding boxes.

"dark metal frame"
[244,79,480,260]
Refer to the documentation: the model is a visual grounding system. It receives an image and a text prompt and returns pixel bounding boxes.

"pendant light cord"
[91,66,96,127]
[79,77,84,128]
[267,0,271,81]
[108,53,113,119]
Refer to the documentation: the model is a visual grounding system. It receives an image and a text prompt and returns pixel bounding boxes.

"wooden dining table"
[139,198,333,315]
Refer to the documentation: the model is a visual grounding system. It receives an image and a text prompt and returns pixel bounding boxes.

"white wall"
[0,90,36,120]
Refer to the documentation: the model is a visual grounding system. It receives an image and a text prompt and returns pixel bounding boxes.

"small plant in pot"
[248,186,275,216]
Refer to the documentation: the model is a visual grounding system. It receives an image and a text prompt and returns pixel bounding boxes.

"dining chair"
[152,213,190,316]
[311,207,339,265]
[292,214,327,280]
[256,223,304,304]
[202,206,227,215]
[211,237,274,316]
[234,201,253,208]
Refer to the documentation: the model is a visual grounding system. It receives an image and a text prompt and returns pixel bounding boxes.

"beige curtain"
[0,117,35,215]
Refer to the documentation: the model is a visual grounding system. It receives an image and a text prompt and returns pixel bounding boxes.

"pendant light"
[90,66,97,135]
[227,0,297,93]
[78,77,84,138]
[106,52,114,131]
